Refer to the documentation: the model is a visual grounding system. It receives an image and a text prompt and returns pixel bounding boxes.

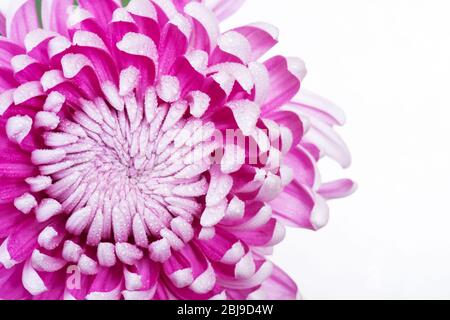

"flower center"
[26,84,218,260]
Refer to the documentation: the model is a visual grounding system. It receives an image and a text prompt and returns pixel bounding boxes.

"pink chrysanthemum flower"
[0,0,354,300]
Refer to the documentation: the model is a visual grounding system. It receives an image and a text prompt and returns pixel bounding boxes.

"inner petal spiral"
[25,82,217,263]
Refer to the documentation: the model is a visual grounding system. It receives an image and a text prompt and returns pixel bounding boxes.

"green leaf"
[36,0,43,27]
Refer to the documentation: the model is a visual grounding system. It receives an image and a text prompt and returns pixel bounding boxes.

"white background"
[226,0,450,299]
[2,0,450,300]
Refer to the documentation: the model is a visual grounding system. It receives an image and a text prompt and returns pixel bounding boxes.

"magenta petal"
[0,11,6,36]
[0,0,354,301]
[270,180,315,229]
[0,69,18,91]
[0,179,30,205]
[78,0,120,29]
[0,37,26,69]
[126,0,160,43]
[0,264,31,299]
[86,265,123,300]
[159,17,190,75]
[283,147,317,188]
[195,227,245,264]
[170,56,205,97]
[267,110,304,151]
[231,218,278,247]
[263,56,305,114]
[33,270,66,300]
[185,2,220,53]
[0,204,27,238]
[7,217,43,263]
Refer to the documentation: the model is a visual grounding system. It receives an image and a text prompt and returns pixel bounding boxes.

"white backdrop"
[2,0,450,300]
[226,0,450,300]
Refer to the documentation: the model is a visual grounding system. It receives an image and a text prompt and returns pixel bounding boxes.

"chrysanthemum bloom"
[0,0,354,300]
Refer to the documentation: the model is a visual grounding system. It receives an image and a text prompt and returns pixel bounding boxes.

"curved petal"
[286,89,347,126]
[86,265,123,300]
[5,0,39,44]
[204,0,245,21]
[185,2,220,53]
[319,179,357,200]
[0,11,6,36]
[0,264,31,299]
[233,22,278,61]
[78,0,121,28]
[41,0,73,37]
[263,56,306,114]
[249,263,298,300]
[270,180,316,229]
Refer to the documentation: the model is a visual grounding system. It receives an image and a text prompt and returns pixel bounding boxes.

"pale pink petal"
[41,0,73,37]
[5,0,39,44]
[204,0,245,21]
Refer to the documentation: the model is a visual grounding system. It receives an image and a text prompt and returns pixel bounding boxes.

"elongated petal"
[41,0,73,37]
[204,0,245,21]
[5,0,39,44]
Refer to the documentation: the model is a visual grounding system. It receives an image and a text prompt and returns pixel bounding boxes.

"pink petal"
[85,265,123,300]
[196,227,246,264]
[249,264,298,300]
[0,11,6,36]
[0,264,31,299]
[270,180,315,229]
[158,14,191,75]
[185,2,220,53]
[0,204,26,238]
[234,22,279,61]
[318,179,357,200]
[287,89,347,126]
[231,218,278,247]
[5,0,40,44]
[78,0,120,28]
[41,0,73,37]
[32,270,66,300]
[126,0,160,43]
[303,117,352,168]
[204,0,245,21]
[211,31,252,64]
[267,110,304,151]
[0,38,25,69]
[283,146,318,189]
[263,56,306,114]
[6,217,43,264]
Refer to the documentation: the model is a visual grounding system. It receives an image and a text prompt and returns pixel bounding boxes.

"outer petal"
[0,11,6,36]
[234,22,279,61]
[204,0,245,21]
[270,180,317,229]
[263,56,306,114]
[185,2,220,53]
[5,0,40,44]
[41,0,73,37]
[319,179,357,200]
[248,264,298,300]
[286,89,347,126]
[78,0,121,28]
